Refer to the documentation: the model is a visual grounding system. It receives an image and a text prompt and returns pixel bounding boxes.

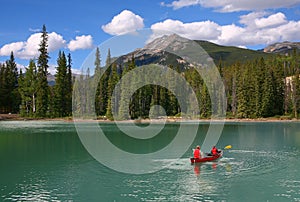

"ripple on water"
[274,180,300,201]
[223,149,293,178]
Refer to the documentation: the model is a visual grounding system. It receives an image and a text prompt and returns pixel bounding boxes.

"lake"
[0,121,300,201]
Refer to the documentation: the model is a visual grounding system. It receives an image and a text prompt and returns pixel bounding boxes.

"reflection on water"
[0,121,300,201]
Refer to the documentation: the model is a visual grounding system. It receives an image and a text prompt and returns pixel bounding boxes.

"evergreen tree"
[18,59,38,116]
[4,52,19,113]
[36,25,50,117]
[254,58,265,117]
[200,83,211,118]
[95,47,102,115]
[271,57,285,116]
[66,53,73,116]
[105,63,119,120]
[106,48,111,67]
[166,65,179,116]
[292,70,300,118]
[261,68,275,117]
[119,56,135,120]
[231,63,238,116]
[53,51,68,117]
[0,63,5,112]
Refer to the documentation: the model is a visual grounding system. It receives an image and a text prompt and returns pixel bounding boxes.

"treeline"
[222,53,300,119]
[1,26,300,119]
[74,48,300,120]
[0,25,73,118]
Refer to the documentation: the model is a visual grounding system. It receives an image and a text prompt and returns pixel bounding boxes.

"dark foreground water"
[0,121,300,201]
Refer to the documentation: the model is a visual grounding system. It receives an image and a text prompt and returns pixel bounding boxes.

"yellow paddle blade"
[224,145,232,149]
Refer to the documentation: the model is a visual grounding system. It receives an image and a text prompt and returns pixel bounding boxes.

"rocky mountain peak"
[144,34,190,51]
[263,41,300,54]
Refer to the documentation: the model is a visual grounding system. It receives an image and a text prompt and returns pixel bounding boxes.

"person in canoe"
[211,146,220,156]
[193,145,201,159]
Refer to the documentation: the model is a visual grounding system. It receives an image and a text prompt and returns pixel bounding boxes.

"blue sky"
[1,0,300,73]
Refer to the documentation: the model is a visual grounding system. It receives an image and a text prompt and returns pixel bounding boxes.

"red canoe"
[190,151,223,164]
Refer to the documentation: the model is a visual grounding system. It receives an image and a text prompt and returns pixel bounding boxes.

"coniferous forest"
[1,25,300,120]
[0,25,73,118]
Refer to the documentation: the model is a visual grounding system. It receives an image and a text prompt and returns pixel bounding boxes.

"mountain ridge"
[262,41,300,54]
[115,34,273,68]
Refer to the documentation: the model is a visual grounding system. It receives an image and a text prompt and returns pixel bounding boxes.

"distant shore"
[1,114,299,123]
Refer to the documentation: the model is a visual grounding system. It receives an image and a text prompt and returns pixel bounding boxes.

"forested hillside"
[1,27,300,119]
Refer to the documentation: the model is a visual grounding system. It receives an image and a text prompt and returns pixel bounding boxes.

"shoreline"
[1,114,299,123]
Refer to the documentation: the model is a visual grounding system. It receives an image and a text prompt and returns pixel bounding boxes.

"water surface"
[0,121,299,201]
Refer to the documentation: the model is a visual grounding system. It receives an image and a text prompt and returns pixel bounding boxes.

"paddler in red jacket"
[211,146,219,155]
[193,145,201,159]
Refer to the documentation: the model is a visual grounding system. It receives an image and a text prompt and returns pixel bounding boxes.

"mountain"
[263,41,300,54]
[115,34,272,68]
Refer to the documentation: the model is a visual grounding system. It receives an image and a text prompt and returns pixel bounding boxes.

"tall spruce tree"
[53,51,68,117]
[292,69,300,118]
[119,56,136,120]
[66,53,73,116]
[18,60,38,116]
[105,63,119,120]
[0,63,5,112]
[36,25,50,117]
[4,52,19,113]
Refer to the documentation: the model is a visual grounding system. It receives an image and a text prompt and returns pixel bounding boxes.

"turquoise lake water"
[0,121,300,201]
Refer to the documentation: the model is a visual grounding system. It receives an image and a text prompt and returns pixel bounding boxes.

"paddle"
[224,145,232,149]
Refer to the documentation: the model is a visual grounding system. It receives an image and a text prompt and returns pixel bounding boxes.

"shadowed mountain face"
[114,34,272,69]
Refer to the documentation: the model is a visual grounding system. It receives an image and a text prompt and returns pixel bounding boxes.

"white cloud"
[150,12,300,47]
[102,10,144,35]
[163,0,300,12]
[164,0,201,10]
[254,12,287,29]
[48,32,66,52]
[0,32,66,59]
[151,19,221,41]
[0,42,25,56]
[68,35,93,51]
[29,28,41,32]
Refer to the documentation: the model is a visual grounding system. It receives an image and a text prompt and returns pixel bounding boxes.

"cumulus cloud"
[254,12,287,29]
[150,12,300,47]
[102,10,144,35]
[68,35,93,51]
[163,0,300,12]
[0,32,66,59]
[0,42,25,56]
[151,19,221,41]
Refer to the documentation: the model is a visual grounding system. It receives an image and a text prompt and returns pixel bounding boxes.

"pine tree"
[36,25,50,117]
[261,68,275,117]
[4,52,19,113]
[0,63,5,112]
[254,58,266,117]
[53,51,68,117]
[119,56,135,120]
[94,47,102,115]
[292,69,300,118]
[166,65,179,116]
[105,63,119,120]
[231,63,238,116]
[66,53,73,116]
[18,59,38,116]
[200,83,211,118]
[106,48,111,67]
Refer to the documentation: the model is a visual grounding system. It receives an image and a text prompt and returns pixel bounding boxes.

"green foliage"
[195,40,272,66]
[52,51,72,117]
[36,25,50,117]
[0,52,20,113]
[18,60,38,116]
[2,30,300,120]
